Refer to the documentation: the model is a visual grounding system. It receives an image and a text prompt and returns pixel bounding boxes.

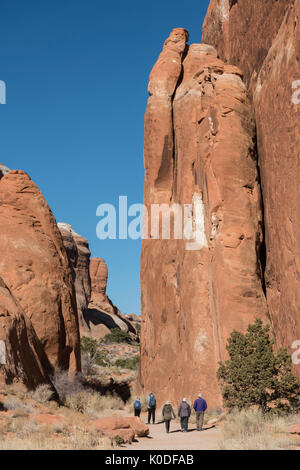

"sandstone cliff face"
[58,223,91,333]
[0,276,53,389]
[202,0,300,366]
[0,171,81,372]
[88,258,137,339]
[140,29,267,406]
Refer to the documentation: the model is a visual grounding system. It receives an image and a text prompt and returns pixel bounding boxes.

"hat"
[198,393,202,398]
[165,400,170,405]
[182,398,187,402]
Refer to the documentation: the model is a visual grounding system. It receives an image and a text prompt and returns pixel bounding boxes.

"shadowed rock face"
[140,29,267,406]
[202,0,300,372]
[58,223,91,333]
[0,171,81,372]
[0,277,54,389]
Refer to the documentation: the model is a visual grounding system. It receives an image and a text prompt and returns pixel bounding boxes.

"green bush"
[115,355,140,370]
[102,328,132,345]
[135,323,141,336]
[217,319,300,413]
[80,336,111,368]
[80,337,98,356]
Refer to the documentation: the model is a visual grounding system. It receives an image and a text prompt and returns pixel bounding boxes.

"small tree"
[217,319,300,413]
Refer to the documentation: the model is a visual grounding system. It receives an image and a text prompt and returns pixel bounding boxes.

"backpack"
[134,400,141,410]
[149,395,156,408]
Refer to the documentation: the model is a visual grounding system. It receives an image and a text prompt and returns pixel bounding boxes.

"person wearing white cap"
[178,398,191,432]
[193,393,207,431]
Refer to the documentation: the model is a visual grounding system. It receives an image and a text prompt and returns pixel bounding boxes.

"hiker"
[193,393,207,431]
[162,400,176,433]
[133,397,142,417]
[147,392,156,424]
[178,398,191,432]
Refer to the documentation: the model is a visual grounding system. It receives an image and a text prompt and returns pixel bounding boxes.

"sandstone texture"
[89,416,149,443]
[0,171,81,372]
[58,223,91,333]
[57,227,137,340]
[202,0,300,369]
[0,276,53,389]
[140,29,267,406]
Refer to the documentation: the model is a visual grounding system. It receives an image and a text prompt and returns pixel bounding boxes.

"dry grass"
[29,384,54,403]
[65,390,125,417]
[218,409,300,450]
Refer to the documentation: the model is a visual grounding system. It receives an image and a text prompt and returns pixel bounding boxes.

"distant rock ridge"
[58,226,137,340]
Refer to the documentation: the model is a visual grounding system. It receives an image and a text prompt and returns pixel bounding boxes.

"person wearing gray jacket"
[178,398,191,432]
[162,401,176,433]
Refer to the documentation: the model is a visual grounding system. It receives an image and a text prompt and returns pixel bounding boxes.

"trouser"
[148,407,156,423]
[134,409,141,417]
[164,419,171,433]
[180,416,189,432]
[196,411,204,430]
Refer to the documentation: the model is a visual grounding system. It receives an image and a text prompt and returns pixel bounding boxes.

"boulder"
[88,416,148,443]
[288,424,300,435]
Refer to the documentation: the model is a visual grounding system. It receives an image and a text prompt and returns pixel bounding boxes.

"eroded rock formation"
[202,0,300,369]
[58,223,91,333]
[57,226,137,340]
[0,171,81,372]
[140,29,268,406]
[88,258,137,339]
[0,277,53,389]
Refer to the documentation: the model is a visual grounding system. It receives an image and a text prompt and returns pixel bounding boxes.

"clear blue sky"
[0,0,209,315]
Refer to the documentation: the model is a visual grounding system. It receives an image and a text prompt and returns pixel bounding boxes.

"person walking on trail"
[147,392,156,424]
[162,401,176,433]
[193,393,207,431]
[133,397,142,417]
[178,398,191,432]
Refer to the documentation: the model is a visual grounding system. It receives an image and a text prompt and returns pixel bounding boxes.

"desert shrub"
[65,390,125,415]
[30,384,54,403]
[135,323,141,336]
[219,408,300,450]
[80,337,111,372]
[114,435,124,446]
[115,355,140,370]
[81,337,98,356]
[218,319,300,413]
[51,369,84,403]
[3,397,22,411]
[102,328,132,345]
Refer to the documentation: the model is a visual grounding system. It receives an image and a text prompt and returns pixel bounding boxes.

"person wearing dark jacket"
[178,398,191,432]
[193,393,207,431]
[162,401,176,433]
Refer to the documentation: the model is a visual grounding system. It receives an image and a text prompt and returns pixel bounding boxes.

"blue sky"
[0,0,209,315]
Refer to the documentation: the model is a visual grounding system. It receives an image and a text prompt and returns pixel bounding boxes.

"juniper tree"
[217,319,300,413]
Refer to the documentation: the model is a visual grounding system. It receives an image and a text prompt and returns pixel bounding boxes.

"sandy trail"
[122,416,221,450]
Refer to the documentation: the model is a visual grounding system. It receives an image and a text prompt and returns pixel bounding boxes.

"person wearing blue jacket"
[193,393,207,431]
[147,392,156,424]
